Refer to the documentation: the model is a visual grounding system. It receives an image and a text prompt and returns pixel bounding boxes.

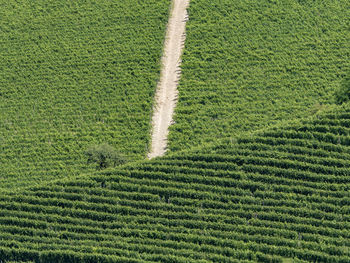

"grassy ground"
[168,0,350,152]
[0,0,170,190]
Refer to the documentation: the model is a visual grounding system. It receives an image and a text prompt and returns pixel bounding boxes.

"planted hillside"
[0,104,349,262]
[0,0,170,190]
[168,0,350,151]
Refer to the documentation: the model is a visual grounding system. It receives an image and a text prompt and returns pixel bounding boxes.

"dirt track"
[148,0,190,159]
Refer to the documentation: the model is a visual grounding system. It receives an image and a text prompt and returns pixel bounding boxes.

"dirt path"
[148,0,190,159]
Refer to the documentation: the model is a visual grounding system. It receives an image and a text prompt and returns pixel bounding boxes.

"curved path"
[148,0,190,159]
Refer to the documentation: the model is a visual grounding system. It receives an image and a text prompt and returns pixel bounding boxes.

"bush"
[335,74,350,104]
[85,143,126,169]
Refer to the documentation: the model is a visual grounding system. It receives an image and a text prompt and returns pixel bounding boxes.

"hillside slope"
[0,104,349,262]
[0,0,170,190]
[168,0,350,152]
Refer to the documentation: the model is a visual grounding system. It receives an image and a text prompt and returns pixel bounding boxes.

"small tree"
[335,73,350,104]
[85,143,125,169]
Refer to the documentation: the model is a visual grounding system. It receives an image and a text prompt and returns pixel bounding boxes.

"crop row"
[168,0,350,151]
[2,97,350,261]
[0,0,170,190]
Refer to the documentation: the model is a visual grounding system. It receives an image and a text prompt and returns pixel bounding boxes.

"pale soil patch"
[148,0,190,159]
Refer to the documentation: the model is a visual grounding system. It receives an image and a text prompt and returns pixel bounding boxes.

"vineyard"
[0,0,170,190]
[1,0,350,261]
[0,104,349,262]
[168,0,350,151]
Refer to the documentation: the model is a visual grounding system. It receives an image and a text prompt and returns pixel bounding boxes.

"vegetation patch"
[335,73,350,104]
[168,0,350,152]
[85,143,126,169]
[1,0,350,261]
[0,104,349,262]
[0,0,170,190]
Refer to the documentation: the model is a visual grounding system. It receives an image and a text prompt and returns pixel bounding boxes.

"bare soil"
[148,0,190,159]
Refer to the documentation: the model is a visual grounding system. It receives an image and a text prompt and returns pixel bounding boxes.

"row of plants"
[0,0,170,190]
[168,0,350,152]
[0,106,350,261]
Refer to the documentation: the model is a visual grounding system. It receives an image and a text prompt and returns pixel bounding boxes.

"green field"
[0,104,349,262]
[0,0,170,189]
[1,0,350,261]
[168,0,350,152]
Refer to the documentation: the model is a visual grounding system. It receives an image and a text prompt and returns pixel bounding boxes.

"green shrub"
[335,73,350,104]
[85,143,126,169]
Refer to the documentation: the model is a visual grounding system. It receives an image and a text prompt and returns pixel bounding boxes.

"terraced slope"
[168,0,350,152]
[0,104,349,262]
[0,0,170,190]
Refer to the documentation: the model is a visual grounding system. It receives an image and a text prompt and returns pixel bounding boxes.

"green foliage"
[0,0,170,190]
[168,0,350,152]
[0,106,349,262]
[1,0,350,260]
[335,73,350,104]
[85,143,126,169]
